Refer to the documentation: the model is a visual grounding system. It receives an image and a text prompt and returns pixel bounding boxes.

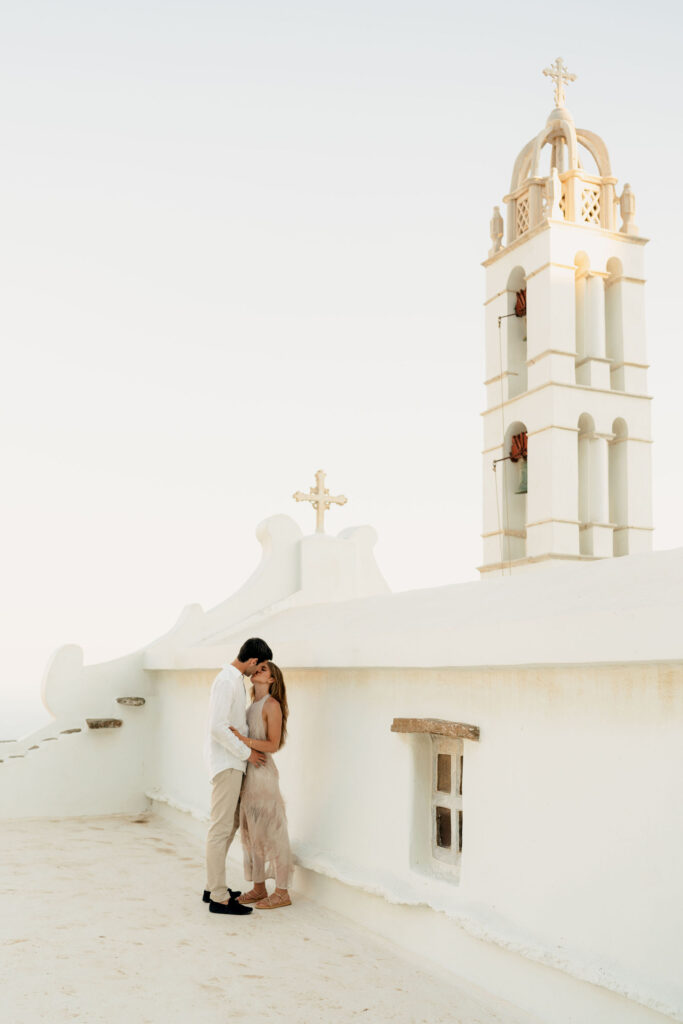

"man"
[203,637,272,916]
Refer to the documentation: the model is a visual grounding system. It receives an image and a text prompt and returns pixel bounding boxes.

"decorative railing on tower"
[488,59,639,254]
[503,166,623,243]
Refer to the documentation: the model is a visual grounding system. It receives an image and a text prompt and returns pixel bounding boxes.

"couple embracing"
[203,637,293,916]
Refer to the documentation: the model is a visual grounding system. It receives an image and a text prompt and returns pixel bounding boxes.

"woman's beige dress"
[240,695,293,889]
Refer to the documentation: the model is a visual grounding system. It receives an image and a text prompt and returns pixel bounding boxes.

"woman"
[230,661,293,910]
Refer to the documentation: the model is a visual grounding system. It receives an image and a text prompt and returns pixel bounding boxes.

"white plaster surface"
[144,515,389,669]
[138,657,682,1023]
[3,529,682,1021]
[0,814,537,1024]
[175,546,683,669]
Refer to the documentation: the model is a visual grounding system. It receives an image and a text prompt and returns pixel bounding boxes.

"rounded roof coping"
[177,547,683,671]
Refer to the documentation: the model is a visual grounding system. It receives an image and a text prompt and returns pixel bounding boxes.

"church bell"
[515,461,528,494]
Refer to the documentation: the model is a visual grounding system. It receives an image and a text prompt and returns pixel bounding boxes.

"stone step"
[116,697,146,707]
[86,719,123,730]
[0,727,86,765]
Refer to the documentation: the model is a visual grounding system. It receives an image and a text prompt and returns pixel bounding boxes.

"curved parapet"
[39,513,391,686]
[3,642,153,818]
[144,515,304,666]
[41,644,84,719]
[143,603,206,662]
[179,514,303,639]
[42,644,150,720]
[163,519,391,664]
[255,514,304,559]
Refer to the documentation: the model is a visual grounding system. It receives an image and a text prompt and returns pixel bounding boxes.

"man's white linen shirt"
[204,664,251,780]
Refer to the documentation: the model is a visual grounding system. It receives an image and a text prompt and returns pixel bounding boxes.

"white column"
[576,274,611,389]
[605,279,623,361]
[622,438,654,555]
[528,181,544,229]
[526,426,580,559]
[565,171,580,222]
[618,278,649,392]
[609,436,628,556]
[605,276,649,392]
[526,265,576,389]
[481,441,505,571]
[608,437,628,526]
[589,435,609,523]
[585,274,606,359]
[575,273,586,359]
[585,434,613,557]
[605,278,624,389]
[484,291,510,398]
[620,279,647,363]
[505,199,516,245]
[601,178,617,231]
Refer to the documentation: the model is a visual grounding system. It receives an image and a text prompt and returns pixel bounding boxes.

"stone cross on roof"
[293,470,347,534]
[542,57,576,109]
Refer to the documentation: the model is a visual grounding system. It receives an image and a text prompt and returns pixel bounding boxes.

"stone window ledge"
[390,718,480,742]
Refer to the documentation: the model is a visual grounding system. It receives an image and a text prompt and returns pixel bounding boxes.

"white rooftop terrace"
[0,814,535,1024]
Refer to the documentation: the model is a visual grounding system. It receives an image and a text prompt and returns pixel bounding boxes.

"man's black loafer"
[203,888,241,903]
[209,898,253,915]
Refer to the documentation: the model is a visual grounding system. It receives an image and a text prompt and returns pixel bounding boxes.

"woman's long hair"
[257,662,288,748]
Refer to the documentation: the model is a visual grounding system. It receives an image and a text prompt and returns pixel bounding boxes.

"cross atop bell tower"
[542,57,576,108]
[479,63,653,577]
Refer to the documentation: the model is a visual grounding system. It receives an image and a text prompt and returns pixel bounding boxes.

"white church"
[2,61,681,1024]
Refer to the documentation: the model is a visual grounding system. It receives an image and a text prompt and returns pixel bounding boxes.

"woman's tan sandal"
[237,889,267,905]
[254,892,292,910]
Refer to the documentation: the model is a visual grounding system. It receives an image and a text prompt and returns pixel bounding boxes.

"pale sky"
[2,0,682,737]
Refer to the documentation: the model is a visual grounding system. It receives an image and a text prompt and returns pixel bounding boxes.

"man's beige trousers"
[206,767,243,902]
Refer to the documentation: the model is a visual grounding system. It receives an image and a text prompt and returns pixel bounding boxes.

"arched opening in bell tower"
[501,420,528,561]
[506,267,527,397]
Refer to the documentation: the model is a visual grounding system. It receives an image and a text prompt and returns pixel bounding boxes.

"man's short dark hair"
[238,638,273,663]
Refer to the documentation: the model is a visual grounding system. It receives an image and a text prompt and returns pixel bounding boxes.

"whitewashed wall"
[3,527,681,1023]
[0,646,152,819]
[3,648,680,1022]
[144,660,682,1024]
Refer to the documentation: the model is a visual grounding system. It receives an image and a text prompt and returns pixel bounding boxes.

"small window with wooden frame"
[391,717,478,882]
[432,735,464,870]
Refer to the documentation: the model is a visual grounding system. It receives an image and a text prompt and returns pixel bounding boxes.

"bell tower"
[480,59,653,575]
